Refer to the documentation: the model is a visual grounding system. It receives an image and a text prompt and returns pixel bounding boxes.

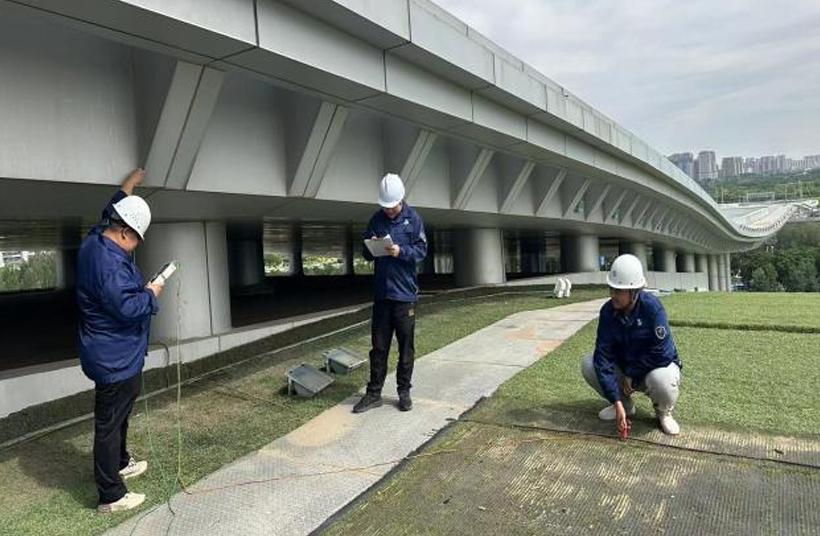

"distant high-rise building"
[758,155,787,175]
[720,157,744,178]
[803,155,820,170]
[696,151,718,181]
[668,152,695,178]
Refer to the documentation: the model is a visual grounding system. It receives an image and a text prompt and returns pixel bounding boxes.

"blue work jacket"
[76,190,158,385]
[362,204,427,302]
[593,290,681,403]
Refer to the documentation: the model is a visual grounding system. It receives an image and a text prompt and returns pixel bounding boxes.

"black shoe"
[353,393,383,413]
[398,391,413,412]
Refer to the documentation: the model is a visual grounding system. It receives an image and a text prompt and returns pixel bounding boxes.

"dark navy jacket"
[593,290,681,403]
[76,190,158,385]
[362,204,427,302]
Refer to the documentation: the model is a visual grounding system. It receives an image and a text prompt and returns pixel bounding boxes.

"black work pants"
[366,299,416,395]
[94,372,141,504]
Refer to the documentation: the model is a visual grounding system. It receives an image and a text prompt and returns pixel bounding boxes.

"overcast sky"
[435,0,820,160]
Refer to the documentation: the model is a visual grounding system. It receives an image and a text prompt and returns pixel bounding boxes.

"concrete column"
[421,227,436,275]
[561,234,600,273]
[453,228,506,286]
[227,222,264,287]
[54,248,78,289]
[343,225,355,276]
[696,254,709,274]
[653,246,676,272]
[138,222,232,342]
[521,236,546,274]
[679,252,696,272]
[708,254,719,291]
[619,241,648,272]
[55,226,82,289]
[717,254,727,291]
[725,253,733,292]
[290,223,304,277]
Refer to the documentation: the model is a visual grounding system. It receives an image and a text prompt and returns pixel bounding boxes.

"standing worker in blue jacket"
[76,168,164,513]
[581,254,683,435]
[353,173,428,413]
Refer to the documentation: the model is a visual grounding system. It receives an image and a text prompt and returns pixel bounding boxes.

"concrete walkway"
[109,298,606,536]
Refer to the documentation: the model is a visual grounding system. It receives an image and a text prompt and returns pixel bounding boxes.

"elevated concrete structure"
[0,0,784,416]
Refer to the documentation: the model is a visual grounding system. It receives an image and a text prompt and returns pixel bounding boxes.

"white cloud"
[434,0,820,158]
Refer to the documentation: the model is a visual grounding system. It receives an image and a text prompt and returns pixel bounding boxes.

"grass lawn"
[470,313,820,439]
[0,287,605,536]
[663,292,820,332]
[324,293,820,536]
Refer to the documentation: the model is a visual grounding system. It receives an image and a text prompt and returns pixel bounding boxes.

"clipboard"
[364,234,394,257]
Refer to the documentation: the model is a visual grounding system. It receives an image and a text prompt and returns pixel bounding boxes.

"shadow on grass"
[0,425,98,509]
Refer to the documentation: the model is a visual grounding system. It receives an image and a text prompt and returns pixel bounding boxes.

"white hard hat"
[378,173,405,208]
[112,195,152,240]
[607,254,646,289]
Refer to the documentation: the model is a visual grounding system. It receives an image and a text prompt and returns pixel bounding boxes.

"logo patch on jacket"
[655,325,667,340]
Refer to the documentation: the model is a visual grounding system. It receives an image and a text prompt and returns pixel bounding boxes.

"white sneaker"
[597,400,636,421]
[658,414,680,435]
[119,458,148,480]
[98,492,146,513]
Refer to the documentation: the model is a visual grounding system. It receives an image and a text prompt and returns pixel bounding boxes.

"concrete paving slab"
[108,299,605,536]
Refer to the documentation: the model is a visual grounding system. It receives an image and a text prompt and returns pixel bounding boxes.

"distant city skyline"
[435,0,820,157]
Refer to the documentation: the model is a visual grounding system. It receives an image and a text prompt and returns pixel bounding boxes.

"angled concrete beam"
[645,206,661,229]
[654,208,670,232]
[289,102,350,197]
[453,148,494,210]
[606,189,629,221]
[500,160,536,214]
[401,130,437,198]
[563,177,591,217]
[665,214,680,235]
[620,194,641,224]
[535,168,567,216]
[145,62,224,189]
[633,199,652,227]
[586,183,611,220]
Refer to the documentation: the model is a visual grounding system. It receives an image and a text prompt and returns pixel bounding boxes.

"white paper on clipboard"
[364,234,394,257]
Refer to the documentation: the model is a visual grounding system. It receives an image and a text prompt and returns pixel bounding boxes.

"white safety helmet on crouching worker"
[378,173,405,208]
[607,254,646,289]
[112,195,152,240]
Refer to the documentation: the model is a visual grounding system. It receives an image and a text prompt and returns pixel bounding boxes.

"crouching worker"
[76,168,163,513]
[581,254,683,436]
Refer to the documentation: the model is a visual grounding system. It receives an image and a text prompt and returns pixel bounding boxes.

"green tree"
[0,251,57,292]
[749,264,780,292]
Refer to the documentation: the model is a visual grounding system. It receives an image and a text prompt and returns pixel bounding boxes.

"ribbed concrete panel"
[10,0,256,60]
[228,1,385,101]
[391,0,495,90]
[187,74,289,196]
[451,94,527,148]
[283,0,410,48]
[477,56,547,114]
[318,111,384,203]
[362,53,472,130]
[0,11,139,184]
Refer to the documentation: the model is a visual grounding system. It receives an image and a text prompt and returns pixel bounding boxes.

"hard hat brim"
[378,198,401,209]
[606,273,646,289]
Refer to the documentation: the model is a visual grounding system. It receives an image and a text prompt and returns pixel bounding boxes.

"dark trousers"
[366,300,416,395]
[94,372,141,504]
